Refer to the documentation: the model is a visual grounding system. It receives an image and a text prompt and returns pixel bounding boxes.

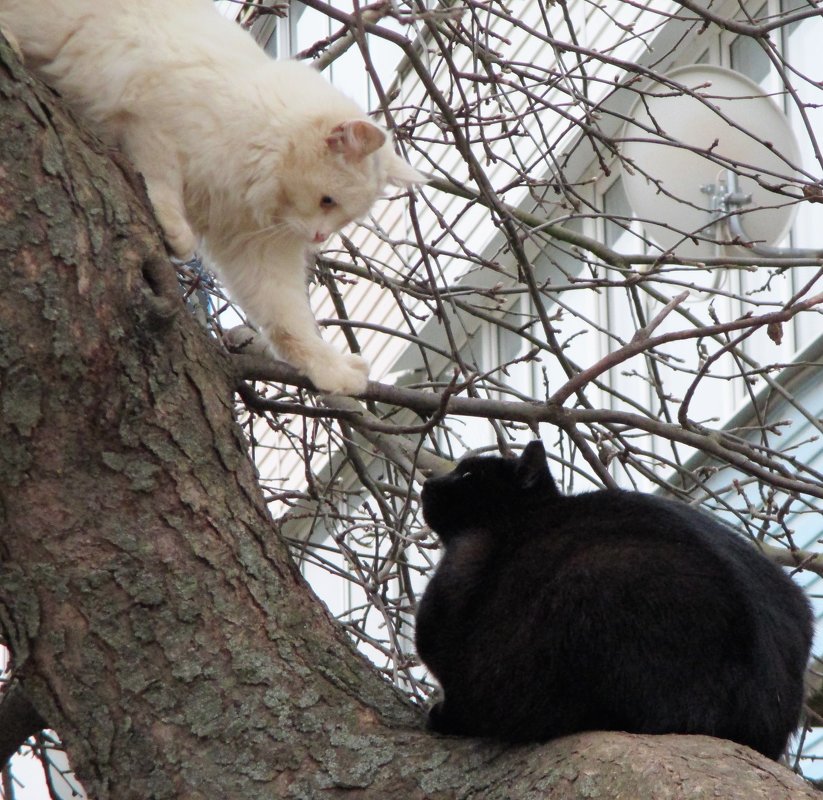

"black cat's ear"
[516,441,559,495]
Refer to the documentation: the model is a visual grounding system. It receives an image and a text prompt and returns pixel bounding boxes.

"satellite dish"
[620,64,802,259]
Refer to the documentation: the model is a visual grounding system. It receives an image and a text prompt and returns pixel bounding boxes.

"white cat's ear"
[385,152,427,187]
[326,120,386,161]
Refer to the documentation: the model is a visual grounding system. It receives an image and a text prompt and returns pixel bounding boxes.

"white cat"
[0,0,422,394]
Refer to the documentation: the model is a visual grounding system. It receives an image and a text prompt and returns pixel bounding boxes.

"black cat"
[415,440,813,760]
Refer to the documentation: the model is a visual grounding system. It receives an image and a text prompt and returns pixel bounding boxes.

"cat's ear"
[384,151,427,187]
[326,120,386,162]
[516,441,559,495]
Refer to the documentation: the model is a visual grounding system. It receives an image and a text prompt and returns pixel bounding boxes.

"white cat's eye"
[320,195,336,209]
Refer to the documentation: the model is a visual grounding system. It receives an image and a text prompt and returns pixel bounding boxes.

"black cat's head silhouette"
[421,441,559,540]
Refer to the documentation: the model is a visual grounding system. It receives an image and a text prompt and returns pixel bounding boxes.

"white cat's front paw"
[305,352,370,395]
[162,223,198,261]
[153,205,197,260]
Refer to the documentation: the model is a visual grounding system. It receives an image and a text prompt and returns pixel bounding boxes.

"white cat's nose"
[313,231,329,243]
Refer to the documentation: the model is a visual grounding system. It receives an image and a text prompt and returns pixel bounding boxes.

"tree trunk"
[0,38,817,800]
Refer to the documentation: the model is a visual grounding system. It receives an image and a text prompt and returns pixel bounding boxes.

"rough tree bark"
[0,38,818,800]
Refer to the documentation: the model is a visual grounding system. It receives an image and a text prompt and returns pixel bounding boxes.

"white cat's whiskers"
[234,221,301,247]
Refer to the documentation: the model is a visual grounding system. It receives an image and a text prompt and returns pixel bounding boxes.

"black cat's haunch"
[415,441,813,760]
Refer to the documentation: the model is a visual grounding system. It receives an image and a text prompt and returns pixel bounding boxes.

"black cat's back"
[415,441,813,760]
[532,490,808,755]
